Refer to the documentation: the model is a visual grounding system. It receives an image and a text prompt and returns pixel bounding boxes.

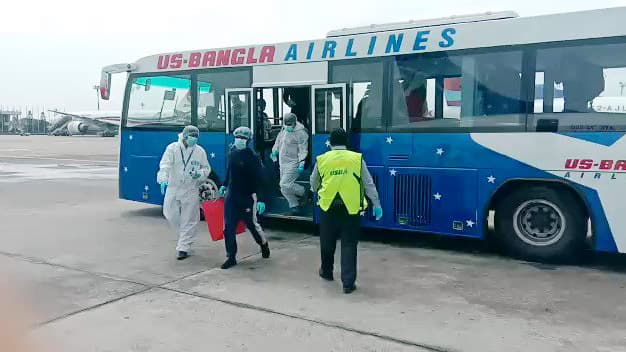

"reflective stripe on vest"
[316,150,367,215]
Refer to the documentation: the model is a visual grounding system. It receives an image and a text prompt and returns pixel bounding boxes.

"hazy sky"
[1,0,625,114]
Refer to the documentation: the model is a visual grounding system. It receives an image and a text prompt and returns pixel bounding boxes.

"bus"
[100,8,626,261]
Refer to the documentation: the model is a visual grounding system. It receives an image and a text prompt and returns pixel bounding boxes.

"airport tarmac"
[1,135,626,352]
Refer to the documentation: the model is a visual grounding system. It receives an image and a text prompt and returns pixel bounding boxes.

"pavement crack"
[0,250,151,287]
[160,286,454,352]
[3,235,315,328]
[35,287,153,327]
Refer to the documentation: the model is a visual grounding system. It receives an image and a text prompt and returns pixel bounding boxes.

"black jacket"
[223,147,265,205]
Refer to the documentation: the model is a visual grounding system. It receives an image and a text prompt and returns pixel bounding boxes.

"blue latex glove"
[257,201,266,215]
[160,182,168,195]
[373,207,383,221]
[297,162,305,174]
[270,150,278,162]
[218,186,226,197]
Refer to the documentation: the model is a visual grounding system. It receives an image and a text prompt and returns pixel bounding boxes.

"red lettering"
[157,55,170,70]
[231,48,246,65]
[216,50,231,66]
[614,160,626,171]
[599,160,613,170]
[169,54,183,69]
[579,159,593,170]
[202,51,216,67]
[246,47,258,64]
[565,159,579,169]
[188,52,201,68]
[259,46,275,63]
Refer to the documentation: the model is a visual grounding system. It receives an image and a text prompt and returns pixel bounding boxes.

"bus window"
[389,50,524,132]
[314,87,343,134]
[228,92,251,130]
[257,88,281,142]
[126,75,191,128]
[533,41,626,132]
[197,68,251,131]
[330,60,384,131]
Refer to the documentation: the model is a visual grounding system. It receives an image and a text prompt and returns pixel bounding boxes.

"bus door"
[225,88,254,152]
[311,84,347,220]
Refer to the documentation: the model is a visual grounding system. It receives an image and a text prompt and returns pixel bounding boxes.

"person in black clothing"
[219,126,270,269]
[283,87,310,128]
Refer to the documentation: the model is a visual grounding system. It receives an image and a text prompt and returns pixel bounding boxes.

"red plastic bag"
[201,199,246,241]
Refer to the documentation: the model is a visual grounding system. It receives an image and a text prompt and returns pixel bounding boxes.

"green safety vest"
[316,149,367,215]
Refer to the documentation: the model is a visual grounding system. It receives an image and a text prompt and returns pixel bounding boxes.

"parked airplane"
[48,110,120,137]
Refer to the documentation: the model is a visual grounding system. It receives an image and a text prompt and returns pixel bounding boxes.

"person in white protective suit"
[271,112,310,215]
[157,125,211,260]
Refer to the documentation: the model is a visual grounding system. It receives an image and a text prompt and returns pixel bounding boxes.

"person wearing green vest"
[310,128,383,294]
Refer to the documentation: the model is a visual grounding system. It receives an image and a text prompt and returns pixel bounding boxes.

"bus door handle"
[388,154,410,161]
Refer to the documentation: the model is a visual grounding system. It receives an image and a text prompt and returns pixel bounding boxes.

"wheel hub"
[513,200,566,246]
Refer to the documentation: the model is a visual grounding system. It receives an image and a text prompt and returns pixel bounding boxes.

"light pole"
[93,85,100,110]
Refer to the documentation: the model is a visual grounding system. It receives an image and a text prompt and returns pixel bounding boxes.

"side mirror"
[100,71,112,100]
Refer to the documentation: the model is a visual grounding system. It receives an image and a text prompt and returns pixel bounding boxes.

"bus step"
[263,212,313,222]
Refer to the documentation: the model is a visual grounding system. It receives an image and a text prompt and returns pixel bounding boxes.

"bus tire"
[494,185,586,262]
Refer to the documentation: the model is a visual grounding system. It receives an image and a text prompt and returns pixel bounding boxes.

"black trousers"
[319,206,360,288]
[224,196,266,259]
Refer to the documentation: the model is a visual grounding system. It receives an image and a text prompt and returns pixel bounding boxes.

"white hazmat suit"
[272,120,309,209]
[157,131,211,253]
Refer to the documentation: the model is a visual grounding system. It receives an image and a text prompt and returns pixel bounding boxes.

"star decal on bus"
[436,148,445,156]
[433,193,442,200]
[210,152,216,159]
[123,166,128,173]
[386,136,394,144]
[144,185,149,192]
[487,175,496,184]
[389,169,397,176]
[325,140,331,148]
[466,219,475,228]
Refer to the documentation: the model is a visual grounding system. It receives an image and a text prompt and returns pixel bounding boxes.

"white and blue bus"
[101,8,626,260]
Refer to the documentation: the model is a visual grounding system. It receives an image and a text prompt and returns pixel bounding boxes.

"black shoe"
[319,268,334,281]
[343,285,357,294]
[177,251,189,260]
[221,258,237,269]
[261,242,270,259]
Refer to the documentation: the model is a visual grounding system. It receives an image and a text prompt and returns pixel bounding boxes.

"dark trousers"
[319,206,360,288]
[224,196,266,259]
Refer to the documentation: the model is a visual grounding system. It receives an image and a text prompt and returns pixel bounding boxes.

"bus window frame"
[195,67,253,132]
[328,57,387,134]
[528,35,626,132]
[122,67,253,132]
[385,47,531,134]
[122,70,197,131]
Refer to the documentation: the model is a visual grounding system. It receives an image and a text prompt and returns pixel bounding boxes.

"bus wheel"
[494,185,586,262]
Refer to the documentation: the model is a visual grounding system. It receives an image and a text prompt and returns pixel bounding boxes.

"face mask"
[187,136,198,147]
[234,138,247,150]
[285,126,295,132]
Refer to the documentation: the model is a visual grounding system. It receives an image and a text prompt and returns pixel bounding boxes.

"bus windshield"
[125,74,192,128]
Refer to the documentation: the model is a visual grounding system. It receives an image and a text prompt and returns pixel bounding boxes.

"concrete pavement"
[1,136,626,352]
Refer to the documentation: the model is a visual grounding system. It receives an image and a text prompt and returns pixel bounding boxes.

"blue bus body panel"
[119,129,226,205]
[119,128,624,254]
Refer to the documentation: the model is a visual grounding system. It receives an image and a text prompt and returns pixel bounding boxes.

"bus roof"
[129,7,626,74]
[326,11,519,37]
